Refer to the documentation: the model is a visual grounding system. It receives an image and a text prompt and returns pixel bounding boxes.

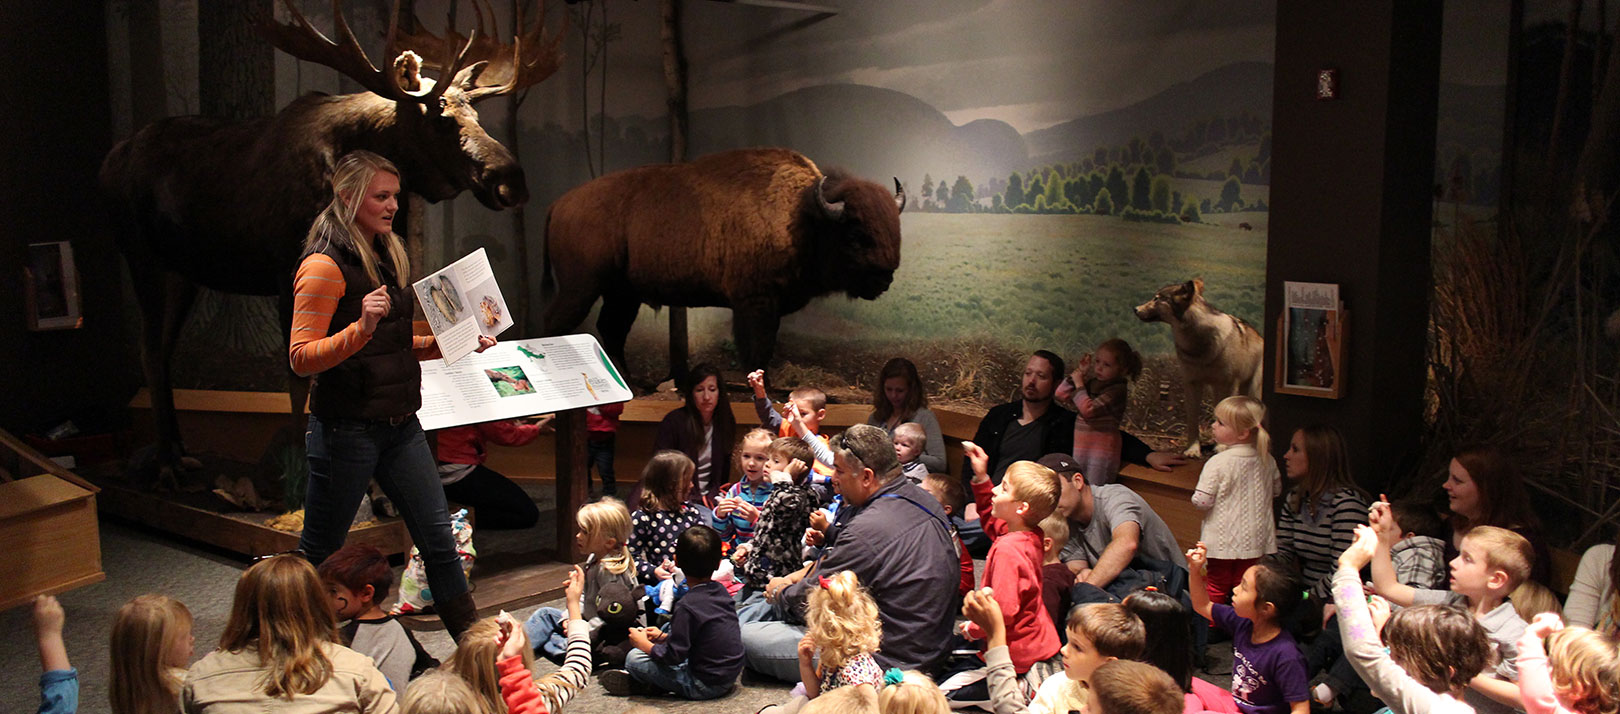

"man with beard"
[956,351,1075,554]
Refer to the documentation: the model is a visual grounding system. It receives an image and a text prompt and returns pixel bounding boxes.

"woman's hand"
[359,286,391,334]
[474,335,497,353]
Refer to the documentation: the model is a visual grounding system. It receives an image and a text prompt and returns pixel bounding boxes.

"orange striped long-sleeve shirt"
[288,253,439,377]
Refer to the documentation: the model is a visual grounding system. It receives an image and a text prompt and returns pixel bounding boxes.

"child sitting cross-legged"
[1369,499,1533,714]
[523,497,637,664]
[318,543,436,690]
[602,525,744,700]
[958,442,1066,695]
[1515,613,1620,714]
[1334,523,1495,714]
[1186,544,1311,714]
[630,451,704,589]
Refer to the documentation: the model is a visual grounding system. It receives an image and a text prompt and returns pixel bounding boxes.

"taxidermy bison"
[541,147,905,372]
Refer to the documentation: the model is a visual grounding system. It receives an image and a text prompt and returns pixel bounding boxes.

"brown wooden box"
[0,473,104,610]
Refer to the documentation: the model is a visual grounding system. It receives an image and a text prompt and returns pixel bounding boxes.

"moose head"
[263,0,564,209]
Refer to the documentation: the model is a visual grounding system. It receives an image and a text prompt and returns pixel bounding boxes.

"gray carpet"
[0,515,1234,714]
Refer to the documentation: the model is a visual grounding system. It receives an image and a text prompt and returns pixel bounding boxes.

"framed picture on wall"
[25,241,83,331]
[1275,281,1345,398]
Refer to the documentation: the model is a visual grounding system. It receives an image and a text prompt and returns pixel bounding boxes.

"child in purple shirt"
[1188,544,1311,714]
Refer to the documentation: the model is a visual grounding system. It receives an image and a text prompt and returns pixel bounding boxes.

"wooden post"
[553,409,589,562]
[662,0,691,383]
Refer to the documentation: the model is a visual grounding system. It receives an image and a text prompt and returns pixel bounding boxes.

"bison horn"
[893,177,906,214]
[816,177,846,221]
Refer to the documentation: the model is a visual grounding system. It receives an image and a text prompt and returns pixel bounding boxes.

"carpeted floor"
[0,506,1235,714]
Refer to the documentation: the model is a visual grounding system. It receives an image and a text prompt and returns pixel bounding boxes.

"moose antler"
[262,0,478,106]
[392,0,565,101]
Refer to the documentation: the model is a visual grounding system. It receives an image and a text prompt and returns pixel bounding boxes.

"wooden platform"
[89,473,415,558]
[398,559,575,631]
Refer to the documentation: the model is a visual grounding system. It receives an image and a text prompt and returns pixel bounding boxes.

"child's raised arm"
[34,595,77,714]
[1185,542,1213,620]
[1366,498,1416,607]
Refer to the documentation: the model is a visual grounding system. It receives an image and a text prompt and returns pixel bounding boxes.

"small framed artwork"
[25,241,83,331]
[1275,281,1345,398]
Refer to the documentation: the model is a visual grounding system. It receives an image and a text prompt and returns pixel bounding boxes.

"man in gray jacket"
[740,424,959,680]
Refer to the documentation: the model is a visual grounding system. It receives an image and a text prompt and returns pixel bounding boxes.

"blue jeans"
[588,436,617,496]
[523,606,571,660]
[301,415,469,603]
[739,617,808,682]
[624,649,734,699]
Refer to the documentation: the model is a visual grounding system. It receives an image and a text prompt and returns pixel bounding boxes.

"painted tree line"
[916,115,1272,222]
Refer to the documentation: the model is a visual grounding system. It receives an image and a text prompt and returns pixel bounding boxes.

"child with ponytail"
[799,570,886,701]
[1191,395,1281,603]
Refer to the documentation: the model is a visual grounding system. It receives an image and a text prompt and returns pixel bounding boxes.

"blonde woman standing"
[287,150,491,642]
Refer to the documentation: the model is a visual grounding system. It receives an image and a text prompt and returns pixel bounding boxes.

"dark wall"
[0,0,134,436]
[1264,1,1443,494]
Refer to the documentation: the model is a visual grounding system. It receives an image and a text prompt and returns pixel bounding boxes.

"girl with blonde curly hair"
[1518,613,1620,714]
[798,570,885,701]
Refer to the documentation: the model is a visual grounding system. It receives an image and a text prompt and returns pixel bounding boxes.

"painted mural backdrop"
[111,2,1276,430]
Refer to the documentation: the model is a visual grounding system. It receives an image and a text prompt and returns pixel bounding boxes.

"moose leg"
[131,264,201,488]
[1181,379,1206,459]
[595,293,641,376]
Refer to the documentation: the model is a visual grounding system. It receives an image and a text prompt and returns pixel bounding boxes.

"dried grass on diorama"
[1424,202,1620,548]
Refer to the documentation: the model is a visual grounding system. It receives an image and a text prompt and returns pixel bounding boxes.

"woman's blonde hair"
[1214,395,1270,460]
[400,669,480,714]
[218,554,338,699]
[302,150,410,289]
[109,594,192,714]
[1547,627,1620,714]
[878,670,951,714]
[806,570,882,674]
[579,497,634,576]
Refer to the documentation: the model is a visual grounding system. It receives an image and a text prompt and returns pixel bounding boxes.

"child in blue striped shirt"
[712,428,775,548]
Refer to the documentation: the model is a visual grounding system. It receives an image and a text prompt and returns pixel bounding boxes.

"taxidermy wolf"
[1134,279,1264,458]
[100,0,562,485]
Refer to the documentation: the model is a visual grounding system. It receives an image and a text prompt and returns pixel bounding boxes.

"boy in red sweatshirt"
[958,440,1065,692]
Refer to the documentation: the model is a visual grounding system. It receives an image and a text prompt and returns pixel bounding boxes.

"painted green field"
[777,212,1267,357]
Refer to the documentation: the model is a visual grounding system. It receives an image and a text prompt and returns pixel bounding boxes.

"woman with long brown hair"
[1442,445,1552,585]
[652,363,736,506]
[1274,424,1369,602]
[865,357,946,472]
[288,150,490,641]
[182,554,395,712]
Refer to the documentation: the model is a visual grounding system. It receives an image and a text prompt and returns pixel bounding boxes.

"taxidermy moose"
[101,0,562,484]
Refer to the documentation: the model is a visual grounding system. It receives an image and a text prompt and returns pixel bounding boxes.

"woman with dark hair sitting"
[653,363,736,511]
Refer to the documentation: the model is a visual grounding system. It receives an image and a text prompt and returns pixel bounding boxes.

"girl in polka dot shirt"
[630,450,705,587]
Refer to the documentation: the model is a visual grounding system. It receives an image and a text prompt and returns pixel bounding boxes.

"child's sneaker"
[600,668,655,696]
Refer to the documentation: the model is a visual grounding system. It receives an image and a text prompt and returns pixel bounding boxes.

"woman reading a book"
[286,150,493,643]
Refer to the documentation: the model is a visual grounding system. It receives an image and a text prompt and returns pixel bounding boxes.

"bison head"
[803,171,905,300]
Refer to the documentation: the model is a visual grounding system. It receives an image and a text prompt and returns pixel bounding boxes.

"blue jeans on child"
[587,435,617,496]
[300,415,468,603]
[523,606,571,660]
[624,649,733,699]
